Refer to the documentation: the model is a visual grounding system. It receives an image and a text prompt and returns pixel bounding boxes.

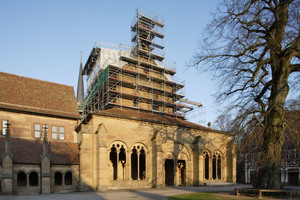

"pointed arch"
[109,140,128,180]
[131,143,148,180]
[203,149,211,180]
[213,150,223,180]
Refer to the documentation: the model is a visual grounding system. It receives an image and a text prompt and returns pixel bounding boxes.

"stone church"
[0,8,236,195]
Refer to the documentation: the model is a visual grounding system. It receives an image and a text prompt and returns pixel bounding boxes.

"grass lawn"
[168,192,261,200]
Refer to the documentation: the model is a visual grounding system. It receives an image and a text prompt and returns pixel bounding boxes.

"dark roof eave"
[89,111,230,135]
[0,104,80,120]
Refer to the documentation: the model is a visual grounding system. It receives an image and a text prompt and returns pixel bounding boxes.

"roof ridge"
[0,71,74,89]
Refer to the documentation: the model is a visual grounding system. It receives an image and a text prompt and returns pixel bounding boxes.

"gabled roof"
[0,138,79,165]
[0,72,80,119]
[89,107,227,134]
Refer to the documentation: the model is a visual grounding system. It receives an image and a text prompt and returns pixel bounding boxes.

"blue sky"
[0,0,221,126]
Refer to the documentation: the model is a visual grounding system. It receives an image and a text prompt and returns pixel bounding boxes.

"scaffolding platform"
[119,55,175,75]
[80,8,201,123]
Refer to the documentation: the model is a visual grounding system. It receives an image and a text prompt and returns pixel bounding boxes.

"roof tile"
[0,138,79,165]
[0,72,80,119]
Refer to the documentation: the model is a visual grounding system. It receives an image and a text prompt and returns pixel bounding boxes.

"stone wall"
[77,113,236,190]
[0,110,78,143]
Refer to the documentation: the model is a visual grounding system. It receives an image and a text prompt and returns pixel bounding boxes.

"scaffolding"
[81,8,201,121]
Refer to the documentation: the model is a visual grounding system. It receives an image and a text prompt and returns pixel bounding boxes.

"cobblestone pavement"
[1,184,299,200]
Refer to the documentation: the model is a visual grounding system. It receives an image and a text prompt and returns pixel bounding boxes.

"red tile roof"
[0,72,80,119]
[92,107,227,134]
[0,138,79,165]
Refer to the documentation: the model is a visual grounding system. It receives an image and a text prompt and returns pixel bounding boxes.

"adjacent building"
[0,72,80,194]
[238,110,300,185]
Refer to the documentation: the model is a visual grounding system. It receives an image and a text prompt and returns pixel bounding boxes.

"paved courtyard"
[0,184,247,200]
[1,184,299,200]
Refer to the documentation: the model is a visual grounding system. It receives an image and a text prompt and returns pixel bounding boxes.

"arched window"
[131,147,138,180]
[217,154,222,179]
[131,144,147,180]
[119,146,126,164]
[17,172,27,187]
[212,155,217,179]
[110,145,117,180]
[55,172,63,186]
[65,172,72,185]
[139,148,146,180]
[204,153,209,179]
[109,142,128,180]
[29,171,38,186]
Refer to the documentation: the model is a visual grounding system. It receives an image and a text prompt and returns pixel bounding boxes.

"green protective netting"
[84,67,109,106]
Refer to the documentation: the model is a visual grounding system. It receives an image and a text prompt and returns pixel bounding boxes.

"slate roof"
[0,138,79,165]
[0,72,80,119]
[92,107,227,134]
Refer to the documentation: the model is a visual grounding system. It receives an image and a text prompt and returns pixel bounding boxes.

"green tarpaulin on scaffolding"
[84,67,109,105]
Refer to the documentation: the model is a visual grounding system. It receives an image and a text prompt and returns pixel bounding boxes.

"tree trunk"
[254,56,290,189]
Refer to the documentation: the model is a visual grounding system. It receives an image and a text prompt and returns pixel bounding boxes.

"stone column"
[151,132,164,188]
[156,148,164,187]
[98,141,108,190]
[1,122,13,195]
[192,149,199,185]
[199,154,204,182]
[151,139,157,187]
[174,160,178,186]
[209,157,213,180]
[216,158,219,180]
[78,125,93,189]
[97,123,108,191]
[41,127,50,194]
[137,151,140,180]
[232,156,237,183]
[127,151,131,180]
[117,150,122,180]
[222,157,227,181]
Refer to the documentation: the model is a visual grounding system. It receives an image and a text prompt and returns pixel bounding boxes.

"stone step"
[203,182,236,187]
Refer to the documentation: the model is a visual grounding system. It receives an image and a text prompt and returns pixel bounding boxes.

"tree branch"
[291,63,300,72]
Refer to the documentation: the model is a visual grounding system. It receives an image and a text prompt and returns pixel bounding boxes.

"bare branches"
[193,2,300,181]
[291,63,300,72]
[193,0,299,117]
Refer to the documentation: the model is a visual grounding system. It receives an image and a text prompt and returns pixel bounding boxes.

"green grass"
[168,192,259,200]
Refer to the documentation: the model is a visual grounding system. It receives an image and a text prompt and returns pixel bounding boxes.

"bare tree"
[213,113,233,132]
[193,0,300,189]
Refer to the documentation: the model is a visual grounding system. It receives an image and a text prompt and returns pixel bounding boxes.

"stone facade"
[76,109,236,190]
[0,110,78,143]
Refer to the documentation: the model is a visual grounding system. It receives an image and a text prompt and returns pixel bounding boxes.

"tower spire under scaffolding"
[77,53,84,103]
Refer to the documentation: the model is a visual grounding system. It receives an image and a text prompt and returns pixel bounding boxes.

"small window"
[2,120,8,135]
[52,126,57,139]
[29,172,39,186]
[17,172,27,187]
[34,124,41,138]
[55,172,62,186]
[65,172,72,185]
[59,127,64,140]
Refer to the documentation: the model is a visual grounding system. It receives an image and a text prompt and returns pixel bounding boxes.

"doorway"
[178,160,186,186]
[165,159,174,186]
[288,170,298,185]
